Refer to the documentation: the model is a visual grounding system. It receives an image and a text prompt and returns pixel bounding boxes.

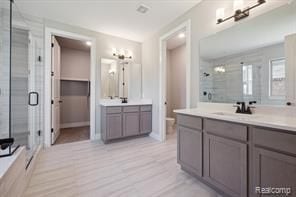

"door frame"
[44,27,96,147]
[159,19,191,142]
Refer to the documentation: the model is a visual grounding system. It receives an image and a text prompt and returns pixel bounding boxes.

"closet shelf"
[60,77,90,82]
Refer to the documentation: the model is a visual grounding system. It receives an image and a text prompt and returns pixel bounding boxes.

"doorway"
[44,28,96,147]
[159,20,191,142]
[51,36,91,145]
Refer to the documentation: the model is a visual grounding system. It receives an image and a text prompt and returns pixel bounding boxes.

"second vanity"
[100,99,152,143]
[174,108,296,197]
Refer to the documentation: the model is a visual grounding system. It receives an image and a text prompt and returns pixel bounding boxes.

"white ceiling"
[15,0,202,42]
[56,36,91,51]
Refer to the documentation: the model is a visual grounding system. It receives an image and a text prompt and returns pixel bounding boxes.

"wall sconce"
[216,0,266,24]
[214,66,226,73]
[112,48,132,60]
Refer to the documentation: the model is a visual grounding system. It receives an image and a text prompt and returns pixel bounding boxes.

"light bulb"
[86,41,92,46]
[233,0,244,11]
[216,8,225,21]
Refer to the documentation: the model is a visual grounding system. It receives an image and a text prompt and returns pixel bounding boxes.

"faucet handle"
[249,101,257,105]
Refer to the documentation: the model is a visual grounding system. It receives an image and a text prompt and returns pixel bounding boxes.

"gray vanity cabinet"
[101,105,152,143]
[177,115,203,177]
[106,113,123,140]
[140,106,152,134]
[251,126,296,197]
[204,119,247,197]
[204,134,247,197]
[252,147,296,197]
[140,111,152,134]
[123,107,140,137]
[178,126,203,176]
[176,114,296,197]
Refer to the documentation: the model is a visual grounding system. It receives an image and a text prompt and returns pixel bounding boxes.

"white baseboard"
[149,131,162,141]
[60,121,90,129]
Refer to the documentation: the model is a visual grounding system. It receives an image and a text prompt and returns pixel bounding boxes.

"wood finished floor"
[55,127,90,145]
[25,134,221,197]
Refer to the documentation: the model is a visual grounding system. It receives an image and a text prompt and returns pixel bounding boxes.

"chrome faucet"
[234,101,256,114]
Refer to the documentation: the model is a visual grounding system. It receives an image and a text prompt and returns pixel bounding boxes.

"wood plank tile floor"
[25,134,221,197]
[54,127,90,145]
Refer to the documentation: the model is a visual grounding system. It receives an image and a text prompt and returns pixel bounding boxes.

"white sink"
[212,111,258,120]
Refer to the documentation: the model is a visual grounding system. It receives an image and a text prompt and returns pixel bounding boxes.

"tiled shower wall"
[0,7,44,146]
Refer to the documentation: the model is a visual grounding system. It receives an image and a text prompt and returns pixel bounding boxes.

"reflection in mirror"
[101,58,142,100]
[199,3,296,105]
[101,58,119,99]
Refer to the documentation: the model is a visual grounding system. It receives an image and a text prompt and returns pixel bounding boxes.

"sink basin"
[212,111,258,120]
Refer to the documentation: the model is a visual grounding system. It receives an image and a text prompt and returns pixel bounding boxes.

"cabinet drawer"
[253,127,296,155]
[177,114,202,130]
[106,107,122,114]
[204,119,247,141]
[123,106,139,112]
[140,105,152,112]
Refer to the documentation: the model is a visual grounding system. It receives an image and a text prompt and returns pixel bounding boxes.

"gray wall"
[166,44,186,119]
[141,0,288,137]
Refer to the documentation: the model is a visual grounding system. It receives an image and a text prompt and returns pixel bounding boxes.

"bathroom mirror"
[100,58,142,100]
[199,3,296,105]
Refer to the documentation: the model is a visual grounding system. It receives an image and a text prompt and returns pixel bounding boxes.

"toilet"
[166,117,175,134]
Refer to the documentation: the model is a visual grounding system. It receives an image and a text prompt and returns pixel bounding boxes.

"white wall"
[142,0,289,137]
[166,44,186,119]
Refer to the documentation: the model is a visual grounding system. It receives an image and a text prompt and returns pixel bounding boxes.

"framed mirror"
[100,58,142,100]
[199,3,296,105]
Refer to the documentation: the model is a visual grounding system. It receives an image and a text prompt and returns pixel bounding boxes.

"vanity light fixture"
[112,48,132,60]
[216,0,266,24]
[214,66,226,73]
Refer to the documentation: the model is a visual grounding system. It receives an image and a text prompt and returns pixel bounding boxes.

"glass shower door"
[11,1,42,159]
[0,0,42,159]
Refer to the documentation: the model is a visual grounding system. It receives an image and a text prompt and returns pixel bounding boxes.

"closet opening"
[51,36,91,145]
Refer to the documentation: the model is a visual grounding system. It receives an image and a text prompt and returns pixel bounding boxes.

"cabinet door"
[123,112,140,137]
[252,147,296,197]
[140,111,152,134]
[106,114,122,140]
[204,134,247,197]
[178,126,203,177]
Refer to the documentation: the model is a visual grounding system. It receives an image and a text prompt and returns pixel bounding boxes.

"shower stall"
[0,0,42,161]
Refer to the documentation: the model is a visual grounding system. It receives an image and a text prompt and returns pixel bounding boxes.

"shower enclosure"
[0,0,42,161]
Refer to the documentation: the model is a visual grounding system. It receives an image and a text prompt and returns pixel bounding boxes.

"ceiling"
[15,0,202,42]
[56,36,91,51]
[167,30,186,50]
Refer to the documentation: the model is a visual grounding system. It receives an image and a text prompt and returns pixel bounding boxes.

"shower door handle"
[28,92,39,106]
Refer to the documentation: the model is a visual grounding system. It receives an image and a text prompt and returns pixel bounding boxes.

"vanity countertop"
[100,99,152,107]
[174,108,296,132]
